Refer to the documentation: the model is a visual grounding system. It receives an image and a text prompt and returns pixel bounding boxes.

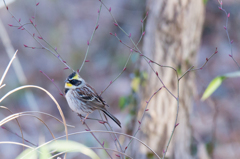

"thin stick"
[79,115,113,159]
[125,87,162,153]
[79,3,103,73]
[0,106,25,149]
[25,130,161,159]
[0,50,18,87]
[162,76,179,159]
[49,147,133,159]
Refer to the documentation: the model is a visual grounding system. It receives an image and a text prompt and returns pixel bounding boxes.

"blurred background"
[0,0,239,158]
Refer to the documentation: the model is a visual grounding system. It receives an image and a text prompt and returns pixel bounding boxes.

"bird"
[64,71,121,128]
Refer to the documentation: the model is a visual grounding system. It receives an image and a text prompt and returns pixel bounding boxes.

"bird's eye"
[69,79,82,86]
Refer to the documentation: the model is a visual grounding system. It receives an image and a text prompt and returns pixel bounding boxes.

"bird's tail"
[101,109,121,128]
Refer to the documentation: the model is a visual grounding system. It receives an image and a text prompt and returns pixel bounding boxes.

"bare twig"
[79,3,102,73]
[0,106,25,149]
[125,87,163,153]
[79,115,113,159]
[26,130,161,159]
[0,50,18,87]
[218,5,240,69]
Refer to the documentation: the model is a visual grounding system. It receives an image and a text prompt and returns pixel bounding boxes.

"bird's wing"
[75,84,106,108]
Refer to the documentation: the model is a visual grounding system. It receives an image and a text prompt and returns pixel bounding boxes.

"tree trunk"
[133,0,204,158]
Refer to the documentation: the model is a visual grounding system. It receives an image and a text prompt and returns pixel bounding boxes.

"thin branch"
[0,106,25,149]
[50,147,133,159]
[26,130,161,159]
[219,6,240,69]
[39,70,64,96]
[79,115,113,159]
[162,76,179,159]
[100,51,133,96]
[79,3,103,73]
[0,113,56,139]
[0,85,68,141]
[3,0,73,71]
[0,50,18,87]
[125,87,162,153]
[1,126,37,147]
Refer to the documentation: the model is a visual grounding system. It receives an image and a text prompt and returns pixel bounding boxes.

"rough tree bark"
[133,0,204,159]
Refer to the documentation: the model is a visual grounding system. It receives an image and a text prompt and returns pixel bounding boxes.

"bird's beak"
[65,79,68,83]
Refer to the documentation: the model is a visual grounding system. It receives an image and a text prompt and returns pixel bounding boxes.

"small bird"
[64,71,121,128]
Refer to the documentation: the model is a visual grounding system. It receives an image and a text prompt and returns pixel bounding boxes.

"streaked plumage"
[64,71,121,128]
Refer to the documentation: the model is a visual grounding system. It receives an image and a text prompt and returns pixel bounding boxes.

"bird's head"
[65,71,85,89]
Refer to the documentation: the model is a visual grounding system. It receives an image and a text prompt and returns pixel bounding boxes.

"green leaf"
[203,0,208,5]
[201,71,240,101]
[40,145,51,159]
[16,148,37,159]
[131,77,140,92]
[119,97,127,109]
[16,140,100,159]
[48,140,100,159]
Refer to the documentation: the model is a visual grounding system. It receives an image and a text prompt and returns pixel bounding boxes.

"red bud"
[228,13,230,18]
[23,44,28,47]
[98,121,106,124]
[114,23,118,26]
[30,19,33,24]
[85,60,90,62]
[109,7,111,12]
[38,36,43,39]
[206,58,208,61]
[36,2,39,6]
[175,123,179,128]
[8,24,13,27]
[95,25,99,30]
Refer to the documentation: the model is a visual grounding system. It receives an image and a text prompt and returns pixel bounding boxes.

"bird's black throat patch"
[65,88,69,94]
